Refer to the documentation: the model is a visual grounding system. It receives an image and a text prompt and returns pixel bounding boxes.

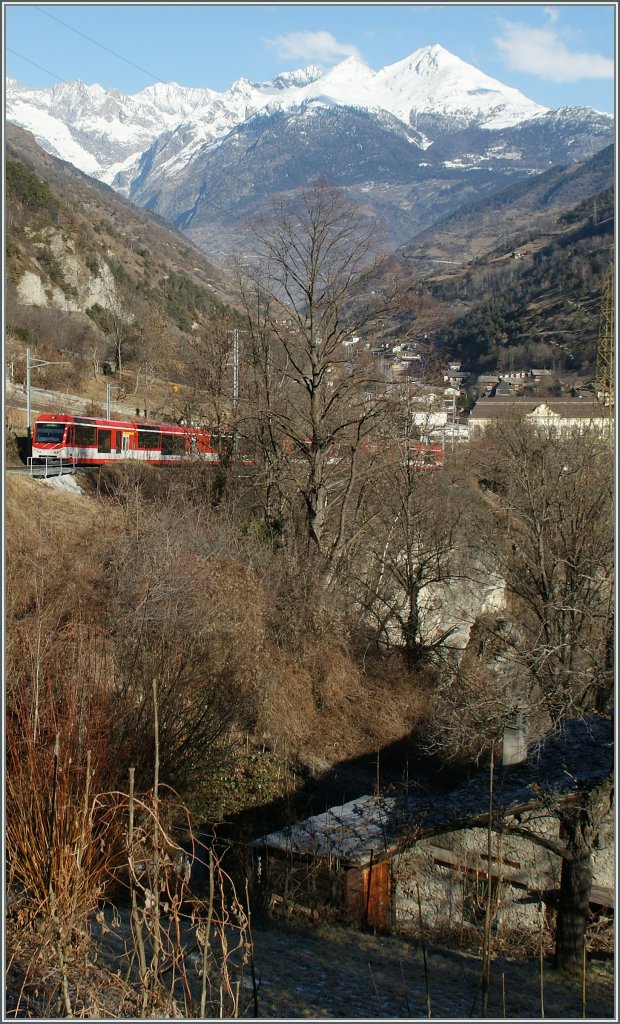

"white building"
[468,396,610,437]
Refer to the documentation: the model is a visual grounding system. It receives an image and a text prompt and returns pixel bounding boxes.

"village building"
[493,380,516,397]
[468,395,610,437]
[443,369,469,389]
[501,369,532,383]
[477,373,501,397]
[250,717,613,938]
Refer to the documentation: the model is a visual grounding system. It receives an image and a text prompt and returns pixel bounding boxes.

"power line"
[7,47,67,84]
[34,5,163,84]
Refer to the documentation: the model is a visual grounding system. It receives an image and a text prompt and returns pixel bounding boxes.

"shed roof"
[251,717,613,867]
[251,793,401,866]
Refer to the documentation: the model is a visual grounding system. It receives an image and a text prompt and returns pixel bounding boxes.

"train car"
[32,413,222,467]
[407,443,444,469]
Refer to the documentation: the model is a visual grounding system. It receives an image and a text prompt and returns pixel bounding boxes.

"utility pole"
[106,382,125,420]
[25,347,67,437]
[226,329,241,416]
[226,328,245,455]
[233,328,239,416]
[227,328,246,418]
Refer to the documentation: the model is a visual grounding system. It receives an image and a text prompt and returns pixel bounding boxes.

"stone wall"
[392,809,614,936]
[393,823,559,934]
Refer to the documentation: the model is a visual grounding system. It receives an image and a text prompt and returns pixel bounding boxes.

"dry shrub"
[5,474,117,634]
[398,916,555,961]
[249,639,433,768]
[5,919,142,1019]
[303,646,373,756]
[6,632,126,925]
[362,661,435,747]
[5,623,256,1017]
[5,426,22,465]
[102,511,271,797]
[110,626,245,796]
[252,648,317,749]
[6,793,255,1019]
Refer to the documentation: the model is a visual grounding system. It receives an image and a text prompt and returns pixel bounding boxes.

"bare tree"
[240,181,400,571]
[427,417,614,971]
[130,296,178,404]
[354,419,466,662]
[476,419,614,721]
[179,305,242,432]
[237,294,292,540]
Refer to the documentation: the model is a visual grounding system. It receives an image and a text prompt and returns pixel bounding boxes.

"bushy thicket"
[6,464,431,826]
[6,159,60,218]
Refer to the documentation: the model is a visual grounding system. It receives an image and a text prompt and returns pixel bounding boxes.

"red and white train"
[32,413,231,467]
[407,443,444,470]
[31,413,443,471]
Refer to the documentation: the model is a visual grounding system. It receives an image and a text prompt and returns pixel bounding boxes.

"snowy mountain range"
[6,44,613,255]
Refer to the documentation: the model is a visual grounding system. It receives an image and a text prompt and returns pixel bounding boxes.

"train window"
[75,424,97,446]
[97,429,112,454]
[137,429,160,449]
[162,433,186,456]
[34,422,66,443]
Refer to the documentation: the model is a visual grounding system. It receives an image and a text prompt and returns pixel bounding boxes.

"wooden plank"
[367,859,391,931]
[428,844,551,890]
[590,885,614,909]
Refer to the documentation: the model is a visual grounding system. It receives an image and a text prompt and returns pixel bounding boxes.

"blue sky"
[4,3,616,112]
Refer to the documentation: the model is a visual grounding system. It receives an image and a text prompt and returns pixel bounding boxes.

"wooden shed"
[250,717,614,936]
[251,794,403,930]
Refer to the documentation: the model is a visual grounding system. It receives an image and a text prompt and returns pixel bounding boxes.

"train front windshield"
[34,422,67,443]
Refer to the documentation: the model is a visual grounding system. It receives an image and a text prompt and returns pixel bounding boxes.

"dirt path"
[91,905,613,1019]
[246,918,614,1019]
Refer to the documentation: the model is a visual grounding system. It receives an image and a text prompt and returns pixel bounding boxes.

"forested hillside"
[437,203,612,373]
[5,123,243,425]
[397,155,613,375]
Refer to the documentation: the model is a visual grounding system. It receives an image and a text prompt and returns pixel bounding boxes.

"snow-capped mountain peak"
[133,81,219,116]
[375,43,547,127]
[269,66,324,89]
[6,44,609,201]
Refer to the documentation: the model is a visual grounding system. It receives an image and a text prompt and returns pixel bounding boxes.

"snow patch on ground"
[40,474,84,495]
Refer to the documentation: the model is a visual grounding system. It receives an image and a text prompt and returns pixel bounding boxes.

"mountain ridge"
[6,44,553,185]
[7,45,613,261]
[4,121,613,398]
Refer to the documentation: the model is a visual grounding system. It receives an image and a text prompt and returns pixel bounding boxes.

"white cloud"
[265,30,361,65]
[494,19,614,83]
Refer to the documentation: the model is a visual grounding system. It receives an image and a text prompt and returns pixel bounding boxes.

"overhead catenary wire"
[10,6,166,88]
[34,5,164,83]
[7,47,67,84]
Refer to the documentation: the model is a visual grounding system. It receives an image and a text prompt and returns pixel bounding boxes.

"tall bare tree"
[354,407,467,662]
[428,417,614,971]
[240,181,400,570]
[477,419,614,721]
[180,307,241,432]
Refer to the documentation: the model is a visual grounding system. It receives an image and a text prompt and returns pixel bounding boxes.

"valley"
[4,36,615,1020]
